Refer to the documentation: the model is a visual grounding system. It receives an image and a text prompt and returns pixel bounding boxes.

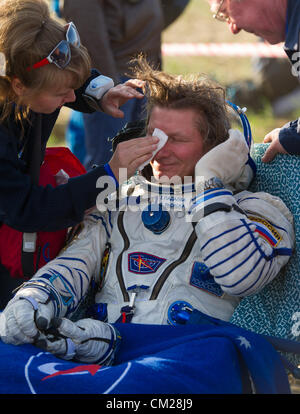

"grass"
[50,0,297,146]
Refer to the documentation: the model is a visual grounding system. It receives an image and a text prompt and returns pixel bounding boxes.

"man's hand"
[262,128,288,162]
[36,318,121,365]
[0,288,55,345]
[101,79,145,118]
[108,135,159,181]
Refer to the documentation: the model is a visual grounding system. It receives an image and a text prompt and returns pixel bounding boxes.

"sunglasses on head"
[27,22,80,71]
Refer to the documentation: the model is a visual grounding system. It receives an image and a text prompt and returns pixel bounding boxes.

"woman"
[0,0,158,306]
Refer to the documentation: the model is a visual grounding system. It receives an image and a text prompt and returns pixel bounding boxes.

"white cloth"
[138,128,168,170]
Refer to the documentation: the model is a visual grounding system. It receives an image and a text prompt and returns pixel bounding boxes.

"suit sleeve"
[19,209,111,318]
[192,188,295,297]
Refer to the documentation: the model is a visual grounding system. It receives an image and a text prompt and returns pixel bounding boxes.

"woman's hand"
[108,135,159,182]
[101,79,145,118]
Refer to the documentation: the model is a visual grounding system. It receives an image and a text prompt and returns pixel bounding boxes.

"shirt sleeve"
[279,119,300,155]
[66,69,103,113]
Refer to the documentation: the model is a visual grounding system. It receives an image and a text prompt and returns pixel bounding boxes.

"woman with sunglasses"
[0,0,158,306]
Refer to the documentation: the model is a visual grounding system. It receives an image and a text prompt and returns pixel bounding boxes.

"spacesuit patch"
[249,215,282,247]
[99,243,111,284]
[128,252,166,274]
[190,262,223,297]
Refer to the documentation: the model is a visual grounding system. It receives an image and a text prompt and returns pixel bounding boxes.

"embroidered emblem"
[249,215,282,247]
[100,243,111,283]
[128,252,166,274]
[190,262,223,297]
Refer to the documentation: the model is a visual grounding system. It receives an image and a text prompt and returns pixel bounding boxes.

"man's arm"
[193,190,294,297]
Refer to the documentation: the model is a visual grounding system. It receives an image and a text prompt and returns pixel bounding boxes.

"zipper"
[116,211,197,303]
[116,211,130,302]
[150,223,197,300]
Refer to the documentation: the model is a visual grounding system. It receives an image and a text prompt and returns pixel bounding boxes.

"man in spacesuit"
[0,60,295,366]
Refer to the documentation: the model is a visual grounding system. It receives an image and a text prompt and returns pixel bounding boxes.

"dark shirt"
[0,70,110,232]
[279,0,300,154]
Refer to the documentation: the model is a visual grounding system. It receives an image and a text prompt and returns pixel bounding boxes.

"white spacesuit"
[0,128,295,365]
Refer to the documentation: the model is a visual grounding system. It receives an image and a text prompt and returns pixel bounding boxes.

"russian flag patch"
[249,215,282,247]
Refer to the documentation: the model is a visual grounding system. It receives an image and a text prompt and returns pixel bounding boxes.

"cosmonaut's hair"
[0,0,91,122]
[131,56,230,153]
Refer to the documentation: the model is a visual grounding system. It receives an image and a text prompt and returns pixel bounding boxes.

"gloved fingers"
[37,334,101,364]
[36,318,91,362]
[36,336,76,360]
[34,302,55,331]
[37,319,119,364]
[4,299,38,344]
[51,317,87,343]
[13,297,54,338]
[0,312,6,338]
[2,296,55,345]
[73,320,119,364]
[73,340,93,360]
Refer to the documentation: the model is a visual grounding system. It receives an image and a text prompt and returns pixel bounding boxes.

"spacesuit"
[0,127,295,365]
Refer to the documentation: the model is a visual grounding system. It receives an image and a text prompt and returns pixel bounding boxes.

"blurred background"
[49,0,300,147]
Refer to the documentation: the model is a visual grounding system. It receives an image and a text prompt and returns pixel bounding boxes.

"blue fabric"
[51,0,61,17]
[231,144,300,365]
[285,0,300,62]
[103,163,119,188]
[279,120,300,155]
[0,321,290,394]
[65,111,86,164]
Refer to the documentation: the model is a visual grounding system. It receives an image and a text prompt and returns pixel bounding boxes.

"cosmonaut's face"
[208,0,286,45]
[148,106,205,182]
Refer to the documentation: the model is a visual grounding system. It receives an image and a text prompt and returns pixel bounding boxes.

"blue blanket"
[0,322,291,394]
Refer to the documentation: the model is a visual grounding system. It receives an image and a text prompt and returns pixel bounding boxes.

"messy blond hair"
[0,0,91,122]
[131,57,230,152]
